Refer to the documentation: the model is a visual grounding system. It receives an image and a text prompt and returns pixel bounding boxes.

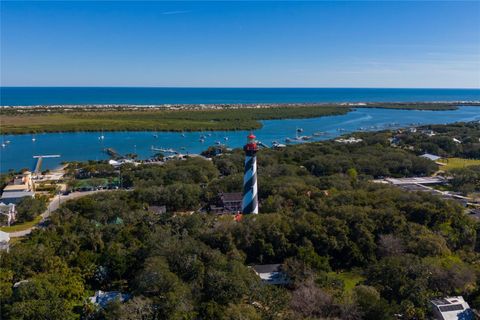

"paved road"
[8,190,112,238]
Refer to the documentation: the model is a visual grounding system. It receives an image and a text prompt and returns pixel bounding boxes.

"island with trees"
[0,102,475,134]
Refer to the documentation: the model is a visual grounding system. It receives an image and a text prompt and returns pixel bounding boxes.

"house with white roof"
[251,264,290,285]
[420,153,442,161]
[430,296,474,320]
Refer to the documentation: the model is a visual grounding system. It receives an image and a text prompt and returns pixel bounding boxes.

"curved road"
[8,190,112,238]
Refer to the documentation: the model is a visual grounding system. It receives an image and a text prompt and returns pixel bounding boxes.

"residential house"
[430,296,474,320]
[251,264,290,285]
[420,153,442,161]
[89,290,131,308]
[0,191,34,205]
[210,192,242,214]
[1,171,35,205]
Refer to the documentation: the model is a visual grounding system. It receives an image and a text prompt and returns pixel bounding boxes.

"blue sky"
[1,1,479,88]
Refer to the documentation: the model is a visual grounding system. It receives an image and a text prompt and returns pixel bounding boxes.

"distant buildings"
[430,296,474,320]
[334,137,363,144]
[0,171,35,205]
[251,264,289,285]
[383,176,448,186]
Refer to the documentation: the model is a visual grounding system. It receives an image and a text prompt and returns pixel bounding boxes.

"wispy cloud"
[161,10,191,15]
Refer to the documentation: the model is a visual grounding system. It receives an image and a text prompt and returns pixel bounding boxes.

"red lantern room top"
[245,133,258,152]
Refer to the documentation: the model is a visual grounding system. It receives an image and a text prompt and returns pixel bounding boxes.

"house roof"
[420,153,441,161]
[0,191,34,199]
[220,192,243,202]
[149,205,167,214]
[89,290,131,308]
[430,296,474,320]
[3,184,29,192]
[251,264,282,274]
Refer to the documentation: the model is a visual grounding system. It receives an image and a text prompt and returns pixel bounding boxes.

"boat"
[151,147,177,153]
[296,128,304,133]
[32,134,36,142]
[272,142,286,148]
[285,137,293,143]
[99,129,105,140]
[224,137,229,141]
[199,138,205,143]
[215,141,222,145]
[181,133,186,137]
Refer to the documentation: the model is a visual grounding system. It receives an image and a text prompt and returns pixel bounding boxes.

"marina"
[1,106,479,172]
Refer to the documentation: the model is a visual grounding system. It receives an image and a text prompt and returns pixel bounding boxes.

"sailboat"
[99,129,105,140]
[32,134,36,142]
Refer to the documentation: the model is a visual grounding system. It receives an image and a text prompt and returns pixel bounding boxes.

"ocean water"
[1,87,480,105]
[1,106,479,172]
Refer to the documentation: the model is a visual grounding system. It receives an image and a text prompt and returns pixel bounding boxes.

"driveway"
[8,189,114,238]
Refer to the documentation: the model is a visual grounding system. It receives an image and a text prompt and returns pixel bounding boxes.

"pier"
[33,155,61,174]
[104,148,122,159]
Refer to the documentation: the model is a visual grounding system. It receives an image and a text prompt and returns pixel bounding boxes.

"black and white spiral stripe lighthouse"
[242,133,259,214]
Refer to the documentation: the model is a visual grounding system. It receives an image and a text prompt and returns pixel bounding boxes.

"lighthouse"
[242,133,259,214]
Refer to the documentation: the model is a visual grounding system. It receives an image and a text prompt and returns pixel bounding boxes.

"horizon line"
[1,86,480,90]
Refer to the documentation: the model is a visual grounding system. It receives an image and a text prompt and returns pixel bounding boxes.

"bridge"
[33,155,61,174]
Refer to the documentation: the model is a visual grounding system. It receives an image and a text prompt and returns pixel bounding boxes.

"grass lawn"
[0,215,42,232]
[437,158,480,171]
[327,271,365,293]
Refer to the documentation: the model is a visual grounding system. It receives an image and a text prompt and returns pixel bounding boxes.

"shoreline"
[1,102,479,135]
[1,101,480,111]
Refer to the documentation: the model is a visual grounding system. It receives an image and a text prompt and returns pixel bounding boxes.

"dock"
[104,148,122,159]
[33,155,61,174]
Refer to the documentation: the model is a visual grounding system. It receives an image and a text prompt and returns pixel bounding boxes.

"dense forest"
[1,122,479,319]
